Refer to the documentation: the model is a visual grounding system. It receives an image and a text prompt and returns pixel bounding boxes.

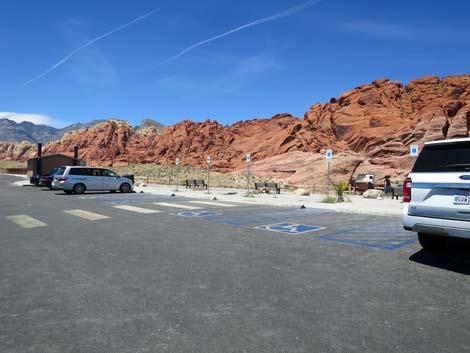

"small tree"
[333,181,349,203]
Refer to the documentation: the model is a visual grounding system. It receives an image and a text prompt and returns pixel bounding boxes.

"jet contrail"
[24,7,163,85]
[164,0,321,64]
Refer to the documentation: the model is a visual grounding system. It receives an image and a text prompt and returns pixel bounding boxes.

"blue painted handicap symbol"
[256,222,324,235]
[174,210,220,218]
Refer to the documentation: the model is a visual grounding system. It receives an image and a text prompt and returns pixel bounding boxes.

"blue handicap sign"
[174,210,220,218]
[256,222,324,235]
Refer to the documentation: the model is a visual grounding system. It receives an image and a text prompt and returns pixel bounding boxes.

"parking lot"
[1,174,469,353]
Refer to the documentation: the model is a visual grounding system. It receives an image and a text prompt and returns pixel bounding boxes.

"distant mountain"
[0,119,61,143]
[60,119,110,134]
[135,118,165,132]
[0,118,161,143]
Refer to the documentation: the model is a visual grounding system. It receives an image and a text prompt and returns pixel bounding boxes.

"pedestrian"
[367,176,374,189]
[384,175,392,193]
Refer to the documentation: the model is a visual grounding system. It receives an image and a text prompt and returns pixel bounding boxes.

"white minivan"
[52,166,134,194]
[402,138,470,252]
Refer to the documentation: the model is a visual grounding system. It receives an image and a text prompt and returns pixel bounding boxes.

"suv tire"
[120,183,131,193]
[418,233,447,253]
[73,183,86,194]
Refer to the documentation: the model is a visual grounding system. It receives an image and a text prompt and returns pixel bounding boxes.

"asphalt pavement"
[0,175,469,353]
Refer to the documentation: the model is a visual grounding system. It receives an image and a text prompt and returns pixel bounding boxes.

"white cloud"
[0,112,65,127]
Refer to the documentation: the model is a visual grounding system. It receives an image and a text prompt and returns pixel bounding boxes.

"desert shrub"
[333,181,349,203]
[321,196,336,204]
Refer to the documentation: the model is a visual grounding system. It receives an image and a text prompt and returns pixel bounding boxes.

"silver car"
[52,166,134,194]
[402,138,470,253]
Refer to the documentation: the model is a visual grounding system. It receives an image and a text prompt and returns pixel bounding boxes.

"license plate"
[454,195,470,205]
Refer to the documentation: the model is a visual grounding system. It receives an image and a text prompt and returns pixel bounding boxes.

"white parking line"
[112,205,161,214]
[153,202,202,210]
[6,215,47,229]
[64,209,110,221]
[189,201,235,207]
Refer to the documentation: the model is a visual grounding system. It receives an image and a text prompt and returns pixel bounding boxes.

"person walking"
[384,175,394,198]
[367,176,374,190]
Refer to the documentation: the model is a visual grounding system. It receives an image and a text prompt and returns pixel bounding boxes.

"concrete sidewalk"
[136,184,405,216]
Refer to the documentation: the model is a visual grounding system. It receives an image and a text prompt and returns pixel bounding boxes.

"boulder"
[294,188,310,196]
[362,189,385,199]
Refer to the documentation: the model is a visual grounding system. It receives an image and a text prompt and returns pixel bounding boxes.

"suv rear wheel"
[73,183,86,194]
[418,233,447,253]
[120,183,131,193]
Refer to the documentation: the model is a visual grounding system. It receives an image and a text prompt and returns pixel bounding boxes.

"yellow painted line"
[153,202,202,210]
[112,205,161,214]
[6,215,47,229]
[63,209,110,221]
[189,200,235,207]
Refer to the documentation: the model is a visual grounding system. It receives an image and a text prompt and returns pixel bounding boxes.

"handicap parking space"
[318,220,417,251]
[171,206,417,251]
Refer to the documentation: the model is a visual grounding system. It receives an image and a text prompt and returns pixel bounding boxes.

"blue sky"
[1,0,469,128]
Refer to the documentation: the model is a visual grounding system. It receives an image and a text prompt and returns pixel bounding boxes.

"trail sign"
[246,153,251,162]
[326,149,333,162]
[176,158,180,165]
[410,145,419,157]
[207,156,211,164]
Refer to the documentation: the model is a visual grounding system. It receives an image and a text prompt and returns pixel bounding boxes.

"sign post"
[175,158,180,191]
[410,144,419,166]
[207,156,211,194]
[326,149,332,198]
[246,153,251,195]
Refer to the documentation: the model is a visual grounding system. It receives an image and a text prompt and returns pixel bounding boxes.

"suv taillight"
[403,177,412,202]
[57,177,68,182]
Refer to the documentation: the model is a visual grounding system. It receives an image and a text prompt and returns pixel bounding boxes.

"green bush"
[333,181,349,203]
[321,196,336,204]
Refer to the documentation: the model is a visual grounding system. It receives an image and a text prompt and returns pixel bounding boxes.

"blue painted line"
[173,210,221,218]
[106,200,139,205]
[201,208,335,228]
[319,224,417,251]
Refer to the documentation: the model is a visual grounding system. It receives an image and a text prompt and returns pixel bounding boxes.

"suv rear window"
[55,167,66,176]
[412,141,470,172]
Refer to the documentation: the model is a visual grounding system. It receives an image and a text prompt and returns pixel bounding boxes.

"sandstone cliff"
[1,74,469,186]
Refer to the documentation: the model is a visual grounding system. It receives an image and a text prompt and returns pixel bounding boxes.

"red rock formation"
[1,74,469,186]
